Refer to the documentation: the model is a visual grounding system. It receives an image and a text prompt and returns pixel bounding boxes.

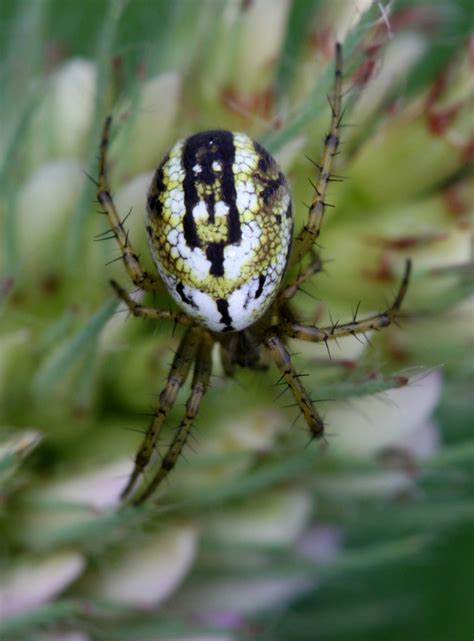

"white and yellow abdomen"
[146,130,292,332]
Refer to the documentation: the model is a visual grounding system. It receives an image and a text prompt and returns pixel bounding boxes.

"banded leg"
[98,116,161,292]
[121,327,200,500]
[290,43,343,266]
[265,334,324,439]
[134,332,213,504]
[111,279,194,327]
[278,251,323,304]
[282,260,411,343]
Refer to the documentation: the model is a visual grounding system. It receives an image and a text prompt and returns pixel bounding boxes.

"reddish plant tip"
[310,26,337,59]
[389,7,441,33]
[442,184,471,222]
[461,136,474,163]
[426,104,460,136]
[220,85,275,122]
[364,254,396,283]
[1,275,15,295]
[367,232,449,250]
[468,34,474,66]
[352,43,381,87]
[341,359,356,369]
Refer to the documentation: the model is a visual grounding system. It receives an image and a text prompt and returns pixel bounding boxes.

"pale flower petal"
[350,32,427,129]
[95,525,198,608]
[326,370,442,458]
[52,59,97,155]
[173,576,312,617]
[403,419,440,460]
[115,72,182,175]
[42,459,134,510]
[205,489,312,546]
[211,409,286,453]
[0,551,85,617]
[17,159,84,267]
[0,428,42,461]
[233,0,290,95]
[297,525,342,563]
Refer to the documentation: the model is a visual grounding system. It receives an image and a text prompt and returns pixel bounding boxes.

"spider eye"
[146,130,293,332]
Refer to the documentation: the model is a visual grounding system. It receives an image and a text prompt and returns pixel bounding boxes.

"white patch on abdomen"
[191,289,224,331]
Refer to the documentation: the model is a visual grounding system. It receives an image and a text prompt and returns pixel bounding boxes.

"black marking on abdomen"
[176,282,193,306]
[219,132,241,244]
[147,194,161,217]
[206,242,225,277]
[255,274,266,299]
[260,173,285,205]
[216,298,233,330]
[182,130,242,248]
[147,161,166,219]
[182,138,202,248]
[204,192,216,224]
[254,141,272,172]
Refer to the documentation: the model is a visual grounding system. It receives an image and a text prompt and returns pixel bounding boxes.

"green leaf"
[31,298,117,399]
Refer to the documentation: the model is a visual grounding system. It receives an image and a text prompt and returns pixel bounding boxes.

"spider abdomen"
[146,130,293,332]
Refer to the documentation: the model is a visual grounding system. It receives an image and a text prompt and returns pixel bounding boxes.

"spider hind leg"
[265,334,325,440]
[121,327,200,501]
[133,332,213,505]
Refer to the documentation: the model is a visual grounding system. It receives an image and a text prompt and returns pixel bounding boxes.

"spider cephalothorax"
[97,44,411,504]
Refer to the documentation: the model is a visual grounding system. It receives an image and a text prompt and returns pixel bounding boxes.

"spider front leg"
[290,43,343,266]
[265,334,325,440]
[134,331,213,505]
[121,327,200,500]
[282,260,412,344]
[97,116,162,293]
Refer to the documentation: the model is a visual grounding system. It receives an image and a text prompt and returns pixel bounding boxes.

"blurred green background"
[0,1,473,640]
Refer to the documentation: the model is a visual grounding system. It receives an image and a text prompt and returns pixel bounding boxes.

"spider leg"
[134,332,213,504]
[282,260,411,343]
[121,327,200,500]
[111,279,194,327]
[290,43,343,266]
[265,334,324,439]
[278,251,323,304]
[97,116,162,293]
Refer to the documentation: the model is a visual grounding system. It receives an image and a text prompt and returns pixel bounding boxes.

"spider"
[97,44,411,505]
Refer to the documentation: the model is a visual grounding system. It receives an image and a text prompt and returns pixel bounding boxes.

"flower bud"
[346,42,474,206]
[231,0,290,98]
[113,72,181,177]
[205,488,311,546]
[349,32,427,135]
[172,574,312,619]
[0,551,84,617]
[326,369,442,458]
[16,159,85,278]
[32,59,96,165]
[317,186,472,309]
[93,525,197,608]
